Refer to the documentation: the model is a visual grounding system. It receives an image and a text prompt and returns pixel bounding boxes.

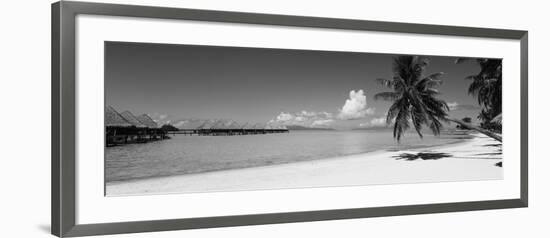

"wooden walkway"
[168,129,289,136]
[106,127,289,147]
[106,127,169,147]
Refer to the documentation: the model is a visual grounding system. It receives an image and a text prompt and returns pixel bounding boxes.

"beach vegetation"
[375,56,502,142]
[455,58,502,132]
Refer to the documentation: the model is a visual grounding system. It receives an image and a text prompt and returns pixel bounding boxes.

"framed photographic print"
[52,1,528,237]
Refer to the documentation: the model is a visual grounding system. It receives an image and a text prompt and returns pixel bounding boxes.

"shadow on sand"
[393,152,452,161]
[482,143,502,147]
[475,152,503,156]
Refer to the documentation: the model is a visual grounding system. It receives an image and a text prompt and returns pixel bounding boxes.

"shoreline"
[107,133,502,196]
[106,132,472,184]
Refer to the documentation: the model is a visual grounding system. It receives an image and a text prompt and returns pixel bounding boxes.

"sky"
[105,41,486,130]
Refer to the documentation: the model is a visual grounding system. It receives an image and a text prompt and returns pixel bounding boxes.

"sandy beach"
[107,133,502,196]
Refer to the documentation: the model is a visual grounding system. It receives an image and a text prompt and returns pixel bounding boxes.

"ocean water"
[105,130,471,183]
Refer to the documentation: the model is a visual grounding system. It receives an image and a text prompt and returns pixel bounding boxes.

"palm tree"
[455,58,502,131]
[374,56,502,142]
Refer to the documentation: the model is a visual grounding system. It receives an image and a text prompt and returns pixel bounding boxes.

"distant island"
[286,125,335,131]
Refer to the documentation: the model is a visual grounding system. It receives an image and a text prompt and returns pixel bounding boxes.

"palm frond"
[464,58,502,128]
[375,55,455,141]
[393,107,410,141]
[415,72,444,90]
[374,92,400,101]
[428,118,443,136]
[464,75,477,80]
[376,78,393,88]
[410,107,425,138]
[426,72,444,79]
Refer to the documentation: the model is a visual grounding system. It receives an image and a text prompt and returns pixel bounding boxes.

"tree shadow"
[475,152,503,156]
[483,143,502,147]
[393,152,453,161]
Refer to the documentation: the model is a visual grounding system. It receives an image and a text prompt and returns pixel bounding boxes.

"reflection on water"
[106,130,470,182]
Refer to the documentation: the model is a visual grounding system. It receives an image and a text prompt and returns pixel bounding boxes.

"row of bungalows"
[177,119,207,135]
[105,106,167,146]
[208,120,242,135]
[169,119,289,136]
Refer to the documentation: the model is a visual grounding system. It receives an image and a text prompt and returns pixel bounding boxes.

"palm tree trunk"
[448,118,502,142]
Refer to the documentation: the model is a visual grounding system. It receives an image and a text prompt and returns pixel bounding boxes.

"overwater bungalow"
[119,111,148,143]
[252,123,267,134]
[197,119,218,135]
[177,119,207,135]
[225,121,243,135]
[267,123,289,133]
[227,121,243,135]
[105,106,135,146]
[240,123,255,135]
[210,119,239,136]
[133,116,288,137]
[106,106,171,146]
[136,114,167,140]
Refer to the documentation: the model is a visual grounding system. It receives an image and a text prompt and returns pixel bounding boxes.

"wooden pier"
[171,120,289,136]
[105,106,289,147]
[105,106,168,147]
[168,128,289,136]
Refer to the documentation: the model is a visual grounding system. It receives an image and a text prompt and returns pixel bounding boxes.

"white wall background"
[0,0,545,237]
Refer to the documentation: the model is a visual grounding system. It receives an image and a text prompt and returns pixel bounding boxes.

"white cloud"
[311,119,335,127]
[338,90,375,120]
[276,112,294,121]
[271,110,334,127]
[370,117,387,126]
[359,116,388,128]
[149,113,173,125]
[295,116,306,122]
[173,120,186,127]
[300,110,316,117]
[448,102,459,111]
[321,112,333,118]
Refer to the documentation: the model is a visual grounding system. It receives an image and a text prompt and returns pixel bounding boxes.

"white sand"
[107,134,502,196]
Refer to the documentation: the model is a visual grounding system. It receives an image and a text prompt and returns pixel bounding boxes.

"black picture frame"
[52,1,528,237]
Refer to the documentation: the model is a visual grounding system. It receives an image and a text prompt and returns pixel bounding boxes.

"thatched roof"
[105,106,132,127]
[198,119,219,130]
[267,122,287,130]
[241,123,255,130]
[228,121,242,129]
[175,119,208,130]
[212,119,231,129]
[136,114,158,128]
[120,111,147,128]
[213,120,242,129]
[252,123,266,129]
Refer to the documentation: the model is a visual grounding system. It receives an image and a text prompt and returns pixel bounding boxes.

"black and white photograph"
[104,42,503,196]
[3,0,543,237]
